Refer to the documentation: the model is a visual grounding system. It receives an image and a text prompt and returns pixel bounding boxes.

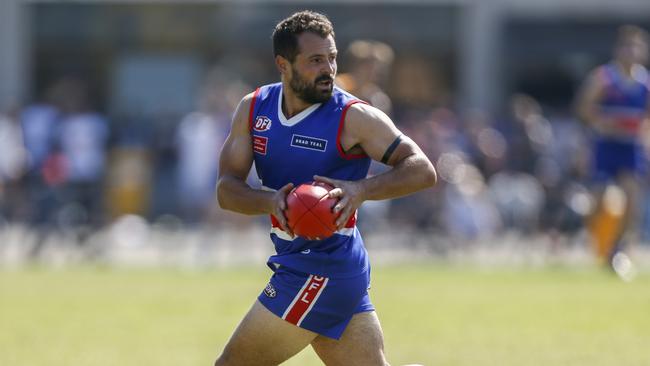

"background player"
[215,10,436,366]
[576,25,650,276]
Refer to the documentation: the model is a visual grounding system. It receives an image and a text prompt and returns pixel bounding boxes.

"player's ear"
[275,55,290,76]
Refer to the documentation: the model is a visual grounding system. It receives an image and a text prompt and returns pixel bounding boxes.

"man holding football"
[216,10,436,365]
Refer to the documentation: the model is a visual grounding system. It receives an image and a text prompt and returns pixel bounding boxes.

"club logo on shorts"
[253,116,272,132]
[264,282,277,298]
[291,134,327,152]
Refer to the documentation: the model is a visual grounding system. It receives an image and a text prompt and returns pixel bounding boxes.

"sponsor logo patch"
[253,135,268,155]
[264,282,277,298]
[291,134,327,152]
[253,116,272,132]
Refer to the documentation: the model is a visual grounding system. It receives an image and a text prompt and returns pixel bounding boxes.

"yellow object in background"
[106,147,152,218]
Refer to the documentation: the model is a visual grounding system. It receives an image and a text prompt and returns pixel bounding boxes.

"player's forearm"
[361,153,436,201]
[577,97,616,129]
[580,108,610,127]
[216,175,274,215]
[577,102,599,125]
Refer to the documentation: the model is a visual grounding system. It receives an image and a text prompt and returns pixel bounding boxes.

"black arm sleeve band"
[381,134,403,164]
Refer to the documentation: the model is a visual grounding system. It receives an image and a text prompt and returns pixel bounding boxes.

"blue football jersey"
[597,63,650,139]
[249,83,372,278]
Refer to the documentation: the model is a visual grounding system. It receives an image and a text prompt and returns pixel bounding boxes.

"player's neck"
[614,60,637,77]
[281,85,313,118]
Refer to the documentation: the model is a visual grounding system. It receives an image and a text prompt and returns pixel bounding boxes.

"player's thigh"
[215,300,318,366]
[311,311,389,366]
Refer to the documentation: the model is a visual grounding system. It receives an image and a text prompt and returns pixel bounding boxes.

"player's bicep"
[347,104,420,166]
[219,95,254,180]
[219,132,253,180]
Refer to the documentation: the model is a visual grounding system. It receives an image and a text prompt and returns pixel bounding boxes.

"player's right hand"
[273,182,295,237]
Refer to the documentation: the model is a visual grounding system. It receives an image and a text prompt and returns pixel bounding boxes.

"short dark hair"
[272,10,335,63]
[616,24,648,46]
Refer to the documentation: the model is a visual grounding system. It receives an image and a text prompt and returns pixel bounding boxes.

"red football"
[285,182,340,239]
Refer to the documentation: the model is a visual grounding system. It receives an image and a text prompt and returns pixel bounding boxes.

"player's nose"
[323,60,335,75]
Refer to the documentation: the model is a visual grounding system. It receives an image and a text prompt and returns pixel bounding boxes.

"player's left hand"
[313,175,366,229]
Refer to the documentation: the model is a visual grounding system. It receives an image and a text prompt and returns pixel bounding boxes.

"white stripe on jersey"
[270,227,355,241]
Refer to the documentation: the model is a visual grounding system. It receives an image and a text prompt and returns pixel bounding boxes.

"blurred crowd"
[337,40,595,245]
[1,39,649,252]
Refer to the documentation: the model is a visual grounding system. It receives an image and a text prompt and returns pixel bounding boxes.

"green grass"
[1,264,649,365]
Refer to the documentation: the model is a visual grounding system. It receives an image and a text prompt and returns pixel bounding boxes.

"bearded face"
[289,63,334,104]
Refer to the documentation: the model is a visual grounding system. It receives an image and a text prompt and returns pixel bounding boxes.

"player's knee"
[373,350,390,366]
[213,349,233,366]
[215,342,250,366]
[213,355,225,366]
[382,357,391,366]
[364,342,389,366]
[358,352,390,366]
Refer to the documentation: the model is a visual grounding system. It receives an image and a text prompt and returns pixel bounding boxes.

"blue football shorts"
[257,266,374,340]
[593,139,644,181]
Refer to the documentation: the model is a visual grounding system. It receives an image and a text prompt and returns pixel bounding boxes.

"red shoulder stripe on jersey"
[336,100,369,160]
[248,87,262,132]
[270,214,281,228]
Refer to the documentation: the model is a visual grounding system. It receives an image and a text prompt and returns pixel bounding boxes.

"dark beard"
[289,66,333,104]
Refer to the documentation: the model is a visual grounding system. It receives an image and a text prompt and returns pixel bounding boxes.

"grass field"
[1,264,649,366]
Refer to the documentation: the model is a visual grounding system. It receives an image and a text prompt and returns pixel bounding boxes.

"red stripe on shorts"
[282,275,328,326]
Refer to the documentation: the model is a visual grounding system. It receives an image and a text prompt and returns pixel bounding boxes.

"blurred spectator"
[440,160,502,240]
[539,112,592,237]
[390,54,449,112]
[488,171,545,234]
[175,67,248,225]
[0,103,27,221]
[336,40,394,114]
[20,86,61,229]
[21,93,59,175]
[55,78,109,230]
[463,109,508,177]
[495,94,541,174]
[487,94,550,233]
[389,107,469,231]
